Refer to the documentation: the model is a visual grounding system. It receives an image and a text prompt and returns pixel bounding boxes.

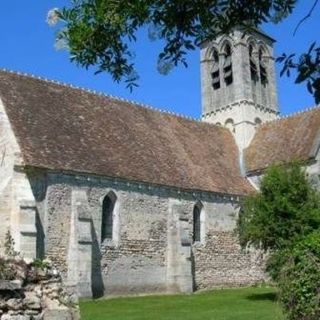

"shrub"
[278,231,320,320]
[31,258,49,270]
[4,230,19,257]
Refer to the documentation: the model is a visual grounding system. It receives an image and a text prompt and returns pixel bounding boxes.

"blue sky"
[0,1,318,118]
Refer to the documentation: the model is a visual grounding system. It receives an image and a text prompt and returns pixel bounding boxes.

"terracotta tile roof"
[245,107,320,173]
[0,70,252,195]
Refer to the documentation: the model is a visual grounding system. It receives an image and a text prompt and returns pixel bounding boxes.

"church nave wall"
[28,171,267,298]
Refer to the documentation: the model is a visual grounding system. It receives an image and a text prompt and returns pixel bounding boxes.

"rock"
[49,284,60,293]
[43,309,73,320]
[1,315,30,320]
[0,257,79,320]
[52,269,59,276]
[49,293,59,300]
[6,298,22,310]
[42,297,61,310]
[71,307,81,320]
[25,309,40,315]
[34,285,42,298]
[0,300,7,309]
[35,268,47,280]
[0,280,22,291]
[24,292,41,310]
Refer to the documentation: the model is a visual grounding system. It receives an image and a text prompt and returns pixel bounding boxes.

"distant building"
[0,28,319,298]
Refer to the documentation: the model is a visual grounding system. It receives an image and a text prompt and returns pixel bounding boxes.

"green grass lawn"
[80,286,283,320]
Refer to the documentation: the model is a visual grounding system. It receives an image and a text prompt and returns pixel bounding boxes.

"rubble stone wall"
[0,258,79,320]
[28,171,266,297]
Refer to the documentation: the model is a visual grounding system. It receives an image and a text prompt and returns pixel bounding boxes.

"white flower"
[47,8,60,27]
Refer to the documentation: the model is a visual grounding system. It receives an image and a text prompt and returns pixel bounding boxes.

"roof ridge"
[260,104,320,127]
[0,68,205,125]
[280,104,320,119]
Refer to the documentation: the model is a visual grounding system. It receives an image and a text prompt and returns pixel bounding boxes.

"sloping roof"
[245,107,320,173]
[0,70,252,195]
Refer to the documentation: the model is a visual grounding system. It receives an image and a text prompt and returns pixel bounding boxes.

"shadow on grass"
[246,292,278,302]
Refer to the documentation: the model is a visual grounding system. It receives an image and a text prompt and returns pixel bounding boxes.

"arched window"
[215,122,222,126]
[223,43,233,85]
[193,202,205,243]
[193,204,201,243]
[211,49,220,90]
[101,191,117,242]
[249,44,258,81]
[259,48,268,84]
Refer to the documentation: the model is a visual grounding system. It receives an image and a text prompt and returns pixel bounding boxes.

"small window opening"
[223,44,233,86]
[211,50,220,90]
[255,117,262,126]
[225,118,235,133]
[259,49,268,84]
[249,45,258,81]
[101,192,117,242]
[193,205,201,243]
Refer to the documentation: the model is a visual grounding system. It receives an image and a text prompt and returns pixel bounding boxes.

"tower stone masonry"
[200,27,279,152]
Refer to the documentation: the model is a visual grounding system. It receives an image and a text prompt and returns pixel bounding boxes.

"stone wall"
[200,28,279,152]
[193,232,266,289]
[202,101,278,152]
[27,170,266,298]
[0,99,38,259]
[0,99,16,254]
[200,28,278,117]
[192,200,266,289]
[0,257,79,320]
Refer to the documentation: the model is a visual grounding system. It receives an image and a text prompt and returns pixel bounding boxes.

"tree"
[277,41,320,104]
[46,2,300,86]
[237,162,320,319]
[237,162,320,253]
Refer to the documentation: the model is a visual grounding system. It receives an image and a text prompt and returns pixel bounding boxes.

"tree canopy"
[237,162,320,251]
[49,0,319,100]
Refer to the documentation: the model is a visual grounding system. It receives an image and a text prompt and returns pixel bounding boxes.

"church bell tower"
[200,27,279,151]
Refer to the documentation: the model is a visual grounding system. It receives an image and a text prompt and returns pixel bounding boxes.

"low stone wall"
[0,257,79,320]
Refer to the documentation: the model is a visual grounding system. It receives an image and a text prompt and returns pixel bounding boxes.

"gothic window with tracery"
[223,43,233,85]
[101,191,117,242]
[211,49,220,90]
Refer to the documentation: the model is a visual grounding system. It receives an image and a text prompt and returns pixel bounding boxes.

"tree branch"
[293,0,319,36]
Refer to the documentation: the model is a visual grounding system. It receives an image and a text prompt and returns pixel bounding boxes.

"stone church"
[0,28,320,298]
